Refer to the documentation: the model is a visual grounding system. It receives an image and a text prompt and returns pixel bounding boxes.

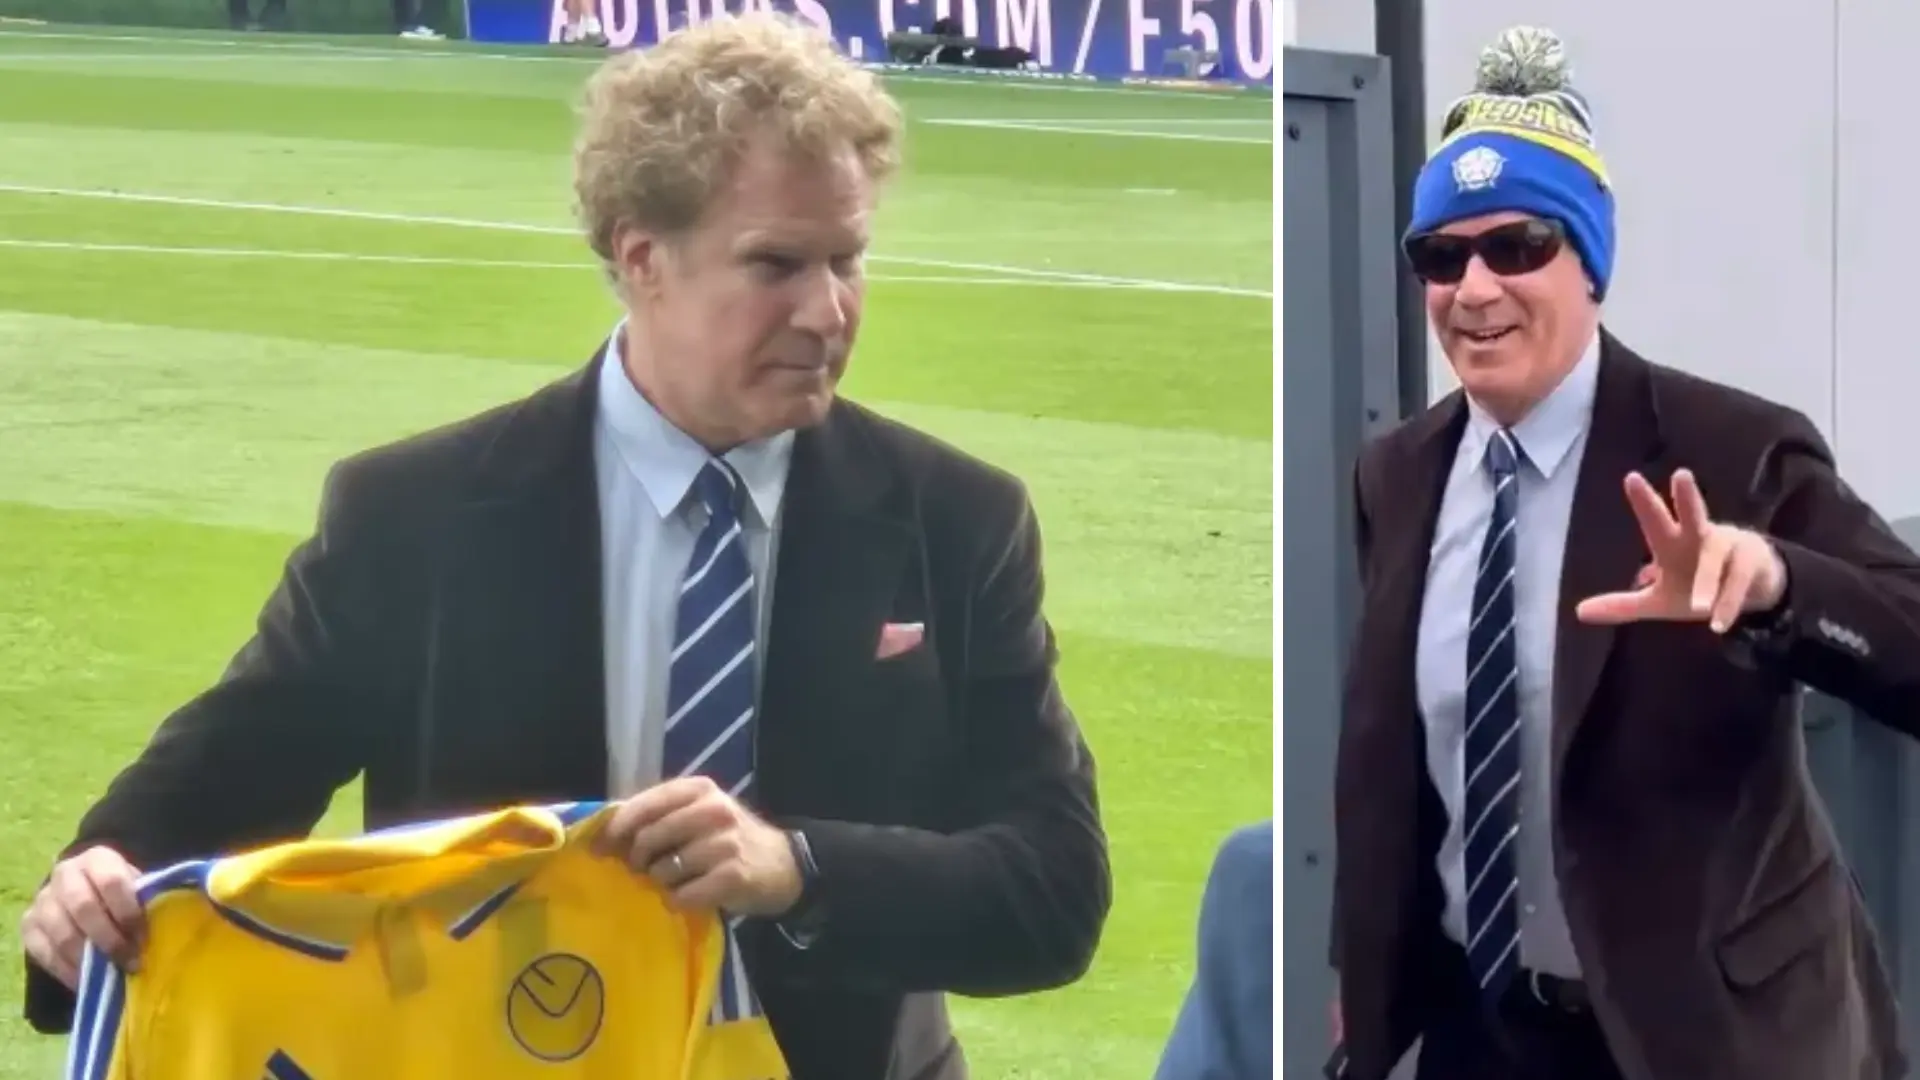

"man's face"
[1414,210,1596,419]
[616,134,874,450]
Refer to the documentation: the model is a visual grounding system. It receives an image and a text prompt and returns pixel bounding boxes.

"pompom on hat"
[1406,26,1617,298]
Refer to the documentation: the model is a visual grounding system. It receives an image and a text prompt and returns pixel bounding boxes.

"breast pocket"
[854,626,953,820]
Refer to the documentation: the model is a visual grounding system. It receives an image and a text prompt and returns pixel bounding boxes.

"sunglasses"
[1403,218,1565,285]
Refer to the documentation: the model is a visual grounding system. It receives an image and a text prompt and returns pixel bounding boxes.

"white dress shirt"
[1416,336,1600,979]
[592,321,795,798]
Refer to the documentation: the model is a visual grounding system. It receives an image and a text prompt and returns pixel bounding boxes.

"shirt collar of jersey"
[201,803,611,958]
[596,318,794,529]
[1459,330,1600,481]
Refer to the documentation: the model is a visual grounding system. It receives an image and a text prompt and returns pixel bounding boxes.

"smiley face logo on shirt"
[506,953,605,1062]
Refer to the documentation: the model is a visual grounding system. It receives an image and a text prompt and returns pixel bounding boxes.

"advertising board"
[464,0,1275,83]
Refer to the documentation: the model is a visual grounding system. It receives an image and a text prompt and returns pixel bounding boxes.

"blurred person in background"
[17,14,1109,1080]
[1152,821,1271,1080]
[394,0,443,38]
[1329,24,1920,1080]
[561,0,609,46]
[227,0,285,31]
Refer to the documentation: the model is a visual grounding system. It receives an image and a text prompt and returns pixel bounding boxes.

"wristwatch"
[778,829,826,948]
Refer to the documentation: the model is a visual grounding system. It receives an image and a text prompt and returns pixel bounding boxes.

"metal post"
[1374,0,1428,417]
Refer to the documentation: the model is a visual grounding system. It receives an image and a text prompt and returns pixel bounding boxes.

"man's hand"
[20,846,145,990]
[594,776,802,918]
[1575,469,1789,633]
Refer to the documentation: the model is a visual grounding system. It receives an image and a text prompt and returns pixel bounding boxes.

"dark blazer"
[1332,332,1920,1080]
[21,348,1113,1080]
[1153,821,1273,1080]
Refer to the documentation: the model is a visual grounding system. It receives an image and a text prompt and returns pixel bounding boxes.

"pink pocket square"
[876,621,925,660]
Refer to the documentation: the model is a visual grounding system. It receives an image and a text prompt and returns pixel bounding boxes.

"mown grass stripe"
[0,312,1269,657]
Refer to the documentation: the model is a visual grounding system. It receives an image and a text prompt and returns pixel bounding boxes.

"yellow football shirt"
[63,801,787,1080]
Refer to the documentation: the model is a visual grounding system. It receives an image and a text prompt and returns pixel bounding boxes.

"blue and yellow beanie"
[1407,26,1617,298]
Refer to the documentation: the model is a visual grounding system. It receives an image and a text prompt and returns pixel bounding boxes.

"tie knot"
[1484,429,1519,479]
[694,460,744,521]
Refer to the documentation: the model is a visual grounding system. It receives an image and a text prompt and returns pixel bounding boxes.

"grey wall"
[1284,0,1373,54]
[1422,0,1920,521]
[1283,42,1405,1080]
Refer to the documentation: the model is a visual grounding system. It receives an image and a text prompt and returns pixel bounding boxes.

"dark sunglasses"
[1403,218,1565,285]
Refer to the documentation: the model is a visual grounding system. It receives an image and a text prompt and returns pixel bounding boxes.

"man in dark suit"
[1331,25,1920,1080]
[1153,821,1272,1080]
[16,17,1110,1080]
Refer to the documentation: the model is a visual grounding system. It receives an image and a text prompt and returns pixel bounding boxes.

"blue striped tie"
[664,459,761,1024]
[1464,428,1523,997]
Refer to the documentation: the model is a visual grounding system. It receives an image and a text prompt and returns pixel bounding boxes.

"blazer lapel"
[755,402,915,816]
[429,352,609,807]
[1551,331,1666,774]
[1335,391,1462,1001]
[1373,395,1468,724]
[1345,391,1465,858]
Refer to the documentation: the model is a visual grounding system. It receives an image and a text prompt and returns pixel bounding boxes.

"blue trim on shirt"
[63,942,126,1080]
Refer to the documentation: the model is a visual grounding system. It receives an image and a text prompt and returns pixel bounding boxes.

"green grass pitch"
[0,24,1273,1079]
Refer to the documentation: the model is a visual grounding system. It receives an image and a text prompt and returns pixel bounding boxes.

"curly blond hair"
[572,14,905,265]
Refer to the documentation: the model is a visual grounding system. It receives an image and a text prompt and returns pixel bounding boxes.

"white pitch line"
[927,116,1268,125]
[0,183,1271,298]
[0,182,564,233]
[925,118,1270,145]
[0,237,1219,292]
[0,29,494,61]
[0,238,585,269]
[870,71,1268,103]
[0,51,403,62]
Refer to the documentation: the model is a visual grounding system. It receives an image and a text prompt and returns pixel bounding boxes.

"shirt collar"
[596,318,793,527]
[189,803,613,958]
[1462,332,1600,480]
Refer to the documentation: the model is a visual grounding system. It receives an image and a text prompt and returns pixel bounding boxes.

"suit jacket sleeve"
[22,463,394,1033]
[1742,411,1920,731]
[768,482,1112,997]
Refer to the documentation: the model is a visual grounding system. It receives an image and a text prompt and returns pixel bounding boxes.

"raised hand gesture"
[1574,469,1787,633]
